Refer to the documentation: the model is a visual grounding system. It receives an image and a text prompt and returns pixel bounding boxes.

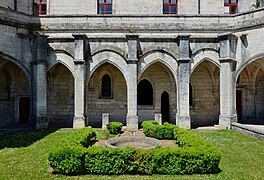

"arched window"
[98,0,112,14]
[189,83,193,107]
[163,0,178,14]
[101,74,112,98]
[138,79,153,105]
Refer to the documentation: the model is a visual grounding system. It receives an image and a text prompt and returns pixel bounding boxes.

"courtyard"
[0,128,263,179]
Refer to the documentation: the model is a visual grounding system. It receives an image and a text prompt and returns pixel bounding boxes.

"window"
[98,0,112,14]
[101,74,112,98]
[189,83,193,107]
[138,79,153,105]
[224,0,238,14]
[33,0,47,15]
[163,0,178,14]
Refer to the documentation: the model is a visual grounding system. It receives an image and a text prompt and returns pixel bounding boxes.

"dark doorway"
[161,91,170,123]
[138,79,153,105]
[236,90,242,122]
[19,97,30,123]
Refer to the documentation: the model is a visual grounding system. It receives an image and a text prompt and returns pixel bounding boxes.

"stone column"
[72,34,87,129]
[218,33,238,129]
[31,33,48,129]
[126,35,139,131]
[176,35,191,129]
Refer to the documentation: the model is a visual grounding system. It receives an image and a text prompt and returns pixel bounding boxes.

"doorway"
[161,91,170,123]
[19,97,30,123]
[236,90,242,122]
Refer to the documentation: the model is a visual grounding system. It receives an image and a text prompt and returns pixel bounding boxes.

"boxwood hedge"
[49,123,221,175]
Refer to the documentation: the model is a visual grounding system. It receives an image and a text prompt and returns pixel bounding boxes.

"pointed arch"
[138,79,153,105]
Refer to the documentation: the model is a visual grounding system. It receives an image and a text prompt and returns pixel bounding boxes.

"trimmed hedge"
[106,122,123,134]
[49,124,221,175]
[142,120,175,139]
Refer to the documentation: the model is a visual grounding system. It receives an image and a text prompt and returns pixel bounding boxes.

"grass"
[0,129,263,179]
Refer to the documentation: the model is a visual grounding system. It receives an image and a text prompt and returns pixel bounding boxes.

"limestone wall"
[87,63,127,127]
[47,64,74,128]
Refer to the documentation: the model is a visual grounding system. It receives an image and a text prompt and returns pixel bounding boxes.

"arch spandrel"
[89,50,128,82]
[138,51,178,82]
[191,49,220,73]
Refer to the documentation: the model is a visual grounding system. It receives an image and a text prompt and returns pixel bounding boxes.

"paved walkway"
[231,123,264,140]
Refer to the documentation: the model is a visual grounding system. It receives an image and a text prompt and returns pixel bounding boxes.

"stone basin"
[105,136,161,150]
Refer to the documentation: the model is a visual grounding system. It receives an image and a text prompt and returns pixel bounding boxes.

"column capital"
[218,33,237,41]
[219,57,236,63]
[126,34,139,62]
[32,32,49,63]
[125,34,139,40]
[73,34,88,62]
[178,58,191,63]
[177,34,191,40]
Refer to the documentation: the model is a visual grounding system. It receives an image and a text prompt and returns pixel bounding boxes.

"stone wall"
[138,62,177,124]
[87,63,127,127]
[0,61,29,127]
[47,64,74,128]
[190,61,220,127]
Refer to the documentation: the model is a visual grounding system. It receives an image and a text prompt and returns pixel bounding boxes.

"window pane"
[171,0,176,3]
[106,5,112,14]
[99,0,104,3]
[34,0,40,3]
[171,6,177,13]
[231,0,237,3]
[106,0,112,3]
[224,0,229,3]
[164,5,169,13]
[164,0,169,3]
[41,5,47,14]
[224,6,229,14]
[98,4,104,14]
[231,6,237,14]
[42,0,47,3]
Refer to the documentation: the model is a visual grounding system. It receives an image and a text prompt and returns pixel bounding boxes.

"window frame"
[163,0,178,14]
[224,0,238,14]
[98,0,113,14]
[101,74,112,99]
[33,0,47,15]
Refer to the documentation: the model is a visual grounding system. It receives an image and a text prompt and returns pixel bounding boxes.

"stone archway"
[190,60,220,128]
[0,59,30,128]
[236,59,264,125]
[138,62,176,124]
[87,62,127,128]
[47,63,74,128]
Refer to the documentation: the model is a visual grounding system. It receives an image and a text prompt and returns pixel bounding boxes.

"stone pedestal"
[102,113,109,129]
[155,114,162,125]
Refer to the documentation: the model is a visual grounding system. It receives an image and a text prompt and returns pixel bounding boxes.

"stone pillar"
[126,35,139,131]
[218,33,238,129]
[102,113,109,129]
[176,35,191,129]
[155,114,162,125]
[72,34,87,129]
[31,33,48,129]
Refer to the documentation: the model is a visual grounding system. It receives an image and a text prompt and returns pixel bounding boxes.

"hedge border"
[49,123,221,175]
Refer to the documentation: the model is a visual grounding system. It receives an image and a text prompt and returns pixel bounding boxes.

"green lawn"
[0,129,263,179]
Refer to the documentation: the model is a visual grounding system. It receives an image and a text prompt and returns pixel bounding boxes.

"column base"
[73,116,85,129]
[126,115,138,131]
[35,117,48,129]
[176,115,191,129]
[219,115,237,129]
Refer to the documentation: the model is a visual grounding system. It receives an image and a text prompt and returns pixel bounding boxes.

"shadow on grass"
[0,128,57,150]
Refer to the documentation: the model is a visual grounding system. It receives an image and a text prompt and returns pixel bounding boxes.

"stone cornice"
[1,6,264,33]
